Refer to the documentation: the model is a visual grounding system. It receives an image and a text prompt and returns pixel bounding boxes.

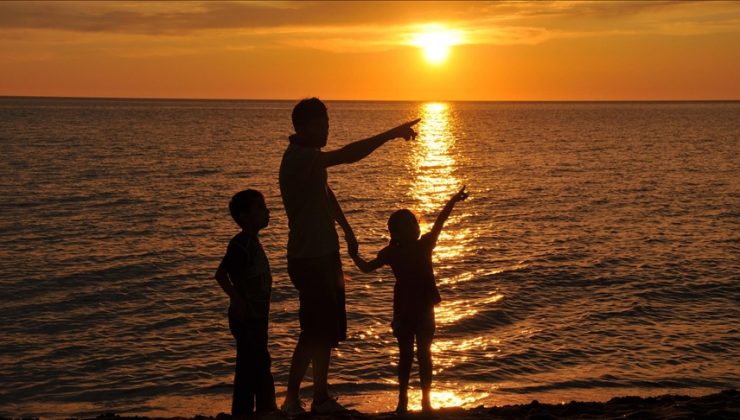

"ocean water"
[0,98,738,417]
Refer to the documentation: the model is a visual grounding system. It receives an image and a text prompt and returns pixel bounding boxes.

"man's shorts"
[287,252,346,347]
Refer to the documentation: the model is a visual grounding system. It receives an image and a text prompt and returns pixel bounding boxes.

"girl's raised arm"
[429,186,469,245]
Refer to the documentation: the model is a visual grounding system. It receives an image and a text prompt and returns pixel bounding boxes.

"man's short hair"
[229,189,263,226]
[292,97,327,131]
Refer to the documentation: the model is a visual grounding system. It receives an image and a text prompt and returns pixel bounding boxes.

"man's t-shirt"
[218,232,272,320]
[279,142,339,259]
[377,233,442,319]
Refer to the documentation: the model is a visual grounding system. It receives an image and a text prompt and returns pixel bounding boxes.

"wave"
[183,168,222,177]
[441,308,514,334]
[501,377,738,394]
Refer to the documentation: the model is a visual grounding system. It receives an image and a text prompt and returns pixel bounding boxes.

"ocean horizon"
[3,95,739,103]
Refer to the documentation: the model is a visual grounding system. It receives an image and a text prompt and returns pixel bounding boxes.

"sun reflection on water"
[407,388,491,411]
[410,102,473,259]
[435,291,504,325]
[404,103,498,409]
[411,102,459,217]
[432,335,501,371]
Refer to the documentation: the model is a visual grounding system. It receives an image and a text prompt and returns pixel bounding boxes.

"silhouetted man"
[279,97,418,415]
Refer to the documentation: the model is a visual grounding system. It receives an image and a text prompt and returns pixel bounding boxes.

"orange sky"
[1,1,739,101]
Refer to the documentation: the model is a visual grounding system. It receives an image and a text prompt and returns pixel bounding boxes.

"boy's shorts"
[392,306,436,339]
[288,252,346,347]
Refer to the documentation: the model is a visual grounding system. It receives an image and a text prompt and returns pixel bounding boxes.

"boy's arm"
[319,118,420,168]
[215,263,247,318]
[327,185,357,254]
[215,266,238,300]
[429,186,469,244]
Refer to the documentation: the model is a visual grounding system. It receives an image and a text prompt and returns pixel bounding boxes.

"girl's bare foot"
[421,395,433,413]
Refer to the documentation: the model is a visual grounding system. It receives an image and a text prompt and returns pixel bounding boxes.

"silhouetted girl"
[349,186,468,413]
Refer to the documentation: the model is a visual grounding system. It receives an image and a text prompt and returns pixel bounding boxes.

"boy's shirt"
[219,232,272,320]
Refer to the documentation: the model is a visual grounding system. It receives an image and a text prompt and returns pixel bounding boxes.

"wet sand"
[79,389,737,420]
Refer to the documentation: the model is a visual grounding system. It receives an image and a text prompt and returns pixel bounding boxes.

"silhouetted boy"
[215,189,277,416]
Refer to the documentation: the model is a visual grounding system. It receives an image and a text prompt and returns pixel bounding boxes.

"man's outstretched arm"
[319,118,420,168]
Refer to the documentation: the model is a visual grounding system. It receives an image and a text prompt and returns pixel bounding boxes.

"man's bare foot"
[395,394,408,414]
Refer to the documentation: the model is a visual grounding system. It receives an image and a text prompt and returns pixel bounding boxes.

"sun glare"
[410,26,464,65]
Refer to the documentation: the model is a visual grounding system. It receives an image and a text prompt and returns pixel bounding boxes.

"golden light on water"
[432,334,502,374]
[407,389,490,411]
[411,100,477,328]
[410,102,471,260]
[434,292,503,325]
[404,102,497,409]
[411,102,459,216]
[438,266,526,286]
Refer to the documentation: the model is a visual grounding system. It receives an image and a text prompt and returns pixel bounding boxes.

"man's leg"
[285,253,346,412]
[285,334,312,403]
[311,343,331,403]
[312,251,343,404]
[312,253,343,404]
[285,257,312,406]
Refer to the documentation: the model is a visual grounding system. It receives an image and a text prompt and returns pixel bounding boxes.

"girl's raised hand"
[452,185,469,202]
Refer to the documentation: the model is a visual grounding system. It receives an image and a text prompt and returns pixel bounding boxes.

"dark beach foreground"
[37,389,737,420]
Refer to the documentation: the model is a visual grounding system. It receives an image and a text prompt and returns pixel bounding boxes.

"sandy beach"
[66,389,737,420]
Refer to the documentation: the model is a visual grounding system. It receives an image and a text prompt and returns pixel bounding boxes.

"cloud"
[0,0,738,55]
[0,1,466,35]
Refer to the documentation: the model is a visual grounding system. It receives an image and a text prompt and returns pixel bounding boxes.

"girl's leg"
[396,332,414,413]
[417,329,434,412]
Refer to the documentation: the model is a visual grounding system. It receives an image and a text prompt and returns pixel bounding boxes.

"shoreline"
[24,389,734,420]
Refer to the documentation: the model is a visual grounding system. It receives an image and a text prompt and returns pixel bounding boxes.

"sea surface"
[0,98,738,417]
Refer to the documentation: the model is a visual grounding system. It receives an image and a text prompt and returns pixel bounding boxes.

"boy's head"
[388,209,420,245]
[292,97,329,148]
[229,189,269,232]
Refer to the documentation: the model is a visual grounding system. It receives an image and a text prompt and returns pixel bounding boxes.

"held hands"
[346,231,359,257]
[387,118,421,141]
[451,185,469,203]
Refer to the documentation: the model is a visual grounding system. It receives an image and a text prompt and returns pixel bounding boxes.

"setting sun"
[410,26,464,65]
